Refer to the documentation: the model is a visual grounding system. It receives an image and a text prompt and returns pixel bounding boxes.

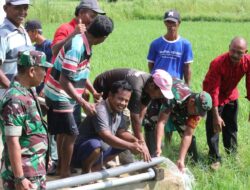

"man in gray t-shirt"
[93,68,173,162]
[71,80,143,174]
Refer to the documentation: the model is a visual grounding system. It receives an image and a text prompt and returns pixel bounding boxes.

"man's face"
[80,9,97,26]
[31,66,46,87]
[148,88,163,99]
[108,89,131,113]
[4,4,29,27]
[93,36,107,45]
[27,30,37,43]
[187,98,199,116]
[164,20,179,34]
[229,42,247,64]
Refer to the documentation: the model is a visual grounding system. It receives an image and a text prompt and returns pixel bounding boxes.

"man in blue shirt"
[145,9,194,157]
[25,20,52,63]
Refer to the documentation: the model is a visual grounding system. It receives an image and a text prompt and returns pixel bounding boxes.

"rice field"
[40,20,250,190]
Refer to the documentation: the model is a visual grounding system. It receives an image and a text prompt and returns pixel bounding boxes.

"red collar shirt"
[203,52,250,107]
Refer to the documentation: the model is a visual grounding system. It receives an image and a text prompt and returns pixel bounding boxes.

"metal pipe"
[72,168,155,190]
[47,157,166,190]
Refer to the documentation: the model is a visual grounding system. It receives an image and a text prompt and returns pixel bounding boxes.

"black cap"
[163,10,181,23]
[25,20,42,32]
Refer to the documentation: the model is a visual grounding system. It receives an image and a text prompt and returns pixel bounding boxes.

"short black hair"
[17,64,29,74]
[110,80,132,95]
[87,15,114,38]
[25,20,43,34]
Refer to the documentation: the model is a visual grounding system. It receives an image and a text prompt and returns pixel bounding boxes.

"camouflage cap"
[194,91,212,117]
[18,50,52,68]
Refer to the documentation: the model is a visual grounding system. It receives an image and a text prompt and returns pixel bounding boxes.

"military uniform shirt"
[161,78,200,131]
[0,80,48,179]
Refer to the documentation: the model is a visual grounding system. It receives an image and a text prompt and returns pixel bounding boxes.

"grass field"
[28,0,250,22]
[40,20,250,189]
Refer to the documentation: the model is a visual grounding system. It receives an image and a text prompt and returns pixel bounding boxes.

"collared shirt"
[44,33,91,103]
[78,99,126,139]
[147,36,193,78]
[0,80,48,179]
[161,78,200,131]
[0,18,32,95]
[203,52,250,107]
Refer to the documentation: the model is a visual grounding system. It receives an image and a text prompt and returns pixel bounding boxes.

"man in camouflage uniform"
[154,70,212,172]
[0,50,52,190]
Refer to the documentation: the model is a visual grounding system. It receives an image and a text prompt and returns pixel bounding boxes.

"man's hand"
[139,141,151,162]
[15,178,34,190]
[129,141,143,155]
[82,102,96,116]
[93,91,103,103]
[155,148,162,157]
[176,159,185,173]
[213,115,225,133]
[73,18,86,35]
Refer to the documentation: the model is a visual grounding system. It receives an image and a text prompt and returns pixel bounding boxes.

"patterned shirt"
[0,18,32,96]
[161,78,200,132]
[0,80,48,179]
[44,33,91,103]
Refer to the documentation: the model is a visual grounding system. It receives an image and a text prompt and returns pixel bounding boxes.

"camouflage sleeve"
[1,99,25,136]
[160,99,174,114]
[186,115,201,129]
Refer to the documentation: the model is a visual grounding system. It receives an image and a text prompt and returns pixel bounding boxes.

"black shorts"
[46,97,79,136]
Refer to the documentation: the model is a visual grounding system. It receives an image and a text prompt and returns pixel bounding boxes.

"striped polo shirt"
[44,33,91,103]
[0,18,32,96]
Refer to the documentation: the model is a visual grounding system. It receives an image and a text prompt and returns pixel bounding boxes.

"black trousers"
[205,100,238,162]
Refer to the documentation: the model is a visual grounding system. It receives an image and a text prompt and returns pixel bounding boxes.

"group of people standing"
[0,0,249,189]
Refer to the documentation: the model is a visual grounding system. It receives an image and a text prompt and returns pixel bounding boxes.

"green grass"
[41,20,250,189]
[28,0,250,22]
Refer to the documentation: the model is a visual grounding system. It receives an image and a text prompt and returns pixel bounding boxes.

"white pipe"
[72,168,155,190]
[47,157,166,190]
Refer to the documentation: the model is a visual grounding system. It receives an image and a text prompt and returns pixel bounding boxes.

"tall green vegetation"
[29,0,250,23]
[27,1,250,189]
[41,20,250,190]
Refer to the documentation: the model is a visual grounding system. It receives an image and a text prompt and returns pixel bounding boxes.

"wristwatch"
[14,176,26,184]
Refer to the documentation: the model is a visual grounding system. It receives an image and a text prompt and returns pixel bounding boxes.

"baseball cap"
[152,69,174,99]
[163,9,181,23]
[5,0,30,5]
[25,20,42,32]
[76,0,105,15]
[18,50,52,68]
[194,91,212,117]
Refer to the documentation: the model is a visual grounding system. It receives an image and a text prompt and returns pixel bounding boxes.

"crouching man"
[71,80,143,173]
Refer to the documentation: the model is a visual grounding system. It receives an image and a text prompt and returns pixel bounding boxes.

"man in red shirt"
[51,0,105,58]
[48,0,104,102]
[203,36,250,170]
